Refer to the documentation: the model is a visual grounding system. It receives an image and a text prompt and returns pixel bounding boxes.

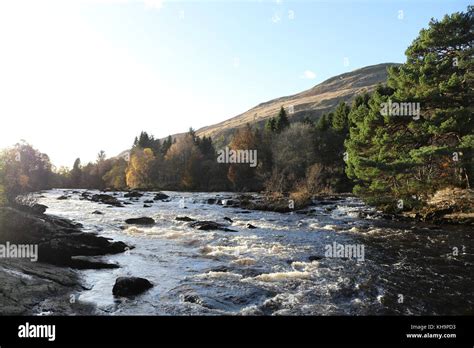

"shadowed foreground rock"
[0,206,131,315]
[112,277,153,297]
[0,207,129,267]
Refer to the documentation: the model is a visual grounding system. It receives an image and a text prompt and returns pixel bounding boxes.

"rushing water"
[36,189,473,315]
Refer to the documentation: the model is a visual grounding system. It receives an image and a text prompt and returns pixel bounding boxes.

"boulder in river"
[143,204,152,208]
[190,221,237,232]
[57,195,69,200]
[112,277,153,297]
[175,216,196,222]
[144,200,154,204]
[308,255,323,262]
[92,210,103,215]
[223,217,233,223]
[125,217,155,225]
[153,192,169,201]
[90,194,123,207]
[124,191,143,198]
[246,223,257,229]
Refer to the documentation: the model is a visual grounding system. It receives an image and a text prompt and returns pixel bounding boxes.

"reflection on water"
[38,189,474,315]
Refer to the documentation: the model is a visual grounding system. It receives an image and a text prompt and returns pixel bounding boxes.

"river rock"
[308,255,323,261]
[153,192,169,201]
[125,217,155,225]
[92,210,103,215]
[0,206,131,268]
[176,216,195,222]
[223,217,233,223]
[57,195,69,200]
[16,203,48,215]
[246,223,257,229]
[190,221,237,232]
[90,194,123,207]
[112,277,153,297]
[124,191,143,198]
[144,200,154,204]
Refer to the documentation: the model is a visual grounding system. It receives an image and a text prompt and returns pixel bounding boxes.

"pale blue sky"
[0,0,470,167]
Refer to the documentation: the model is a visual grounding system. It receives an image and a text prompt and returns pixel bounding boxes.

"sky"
[0,0,470,168]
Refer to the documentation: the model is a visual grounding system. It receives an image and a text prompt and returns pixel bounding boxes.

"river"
[36,189,473,315]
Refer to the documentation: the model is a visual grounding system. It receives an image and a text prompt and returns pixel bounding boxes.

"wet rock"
[32,204,48,215]
[175,216,196,222]
[246,223,257,229]
[183,294,201,304]
[125,217,155,225]
[241,198,292,213]
[219,199,237,207]
[143,204,152,208]
[153,192,169,201]
[124,191,143,198]
[308,255,323,262]
[190,221,237,232]
[69,256,120,270]
[0,259,95,315]
[223,217,233,223]
[144,200,154,204]
[16,203,48,216]
[207,198,217,204]
[0,207,131,268]
[90,194,123,207]
[206,265,230,273]
[112,277,153,297]
[92,210,103,215]
[57,195,69,200]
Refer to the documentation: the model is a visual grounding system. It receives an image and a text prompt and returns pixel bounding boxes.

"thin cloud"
[301,70,316,79]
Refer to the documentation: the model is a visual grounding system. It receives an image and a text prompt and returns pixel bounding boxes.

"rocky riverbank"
[402,188,474,225]
[0,205,131,315]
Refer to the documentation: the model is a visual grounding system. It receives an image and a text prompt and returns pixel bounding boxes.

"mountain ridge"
[194,62,398,142]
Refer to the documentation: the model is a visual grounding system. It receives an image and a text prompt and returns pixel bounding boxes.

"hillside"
[193,63,398,143]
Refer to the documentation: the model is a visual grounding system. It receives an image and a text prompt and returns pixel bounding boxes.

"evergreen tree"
[345,6,473,210]
[332,102,351,133]
[265,117,276,133]
[275,106,290,133]
[316,113,332,131]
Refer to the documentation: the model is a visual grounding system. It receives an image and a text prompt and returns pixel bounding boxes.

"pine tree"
[332,102,350,133]
[316,113,331,131]
[265,118,276,133]
[345,6,473,210]
[275,106,290,133]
